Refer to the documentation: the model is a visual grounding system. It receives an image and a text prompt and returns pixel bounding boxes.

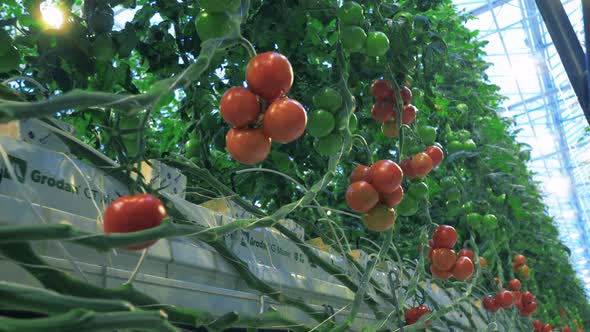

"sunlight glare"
[41,1,65,29]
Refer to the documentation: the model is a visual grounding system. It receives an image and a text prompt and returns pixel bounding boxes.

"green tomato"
[396,196,419,217]
[349,113,358,132]
[365,31,390,57]
[446,187,461,202]
[440,176,457,190]
[456,103,469,112]
[94,34,115,62]
[314,133,342,156]
[465,212,482,228]
[196,11,234,41]
[448,140,463,153]
[199,0,241,12]
[456,129,471,141]
[118,115,142,157]
[408,182,429,200]
[445,200,461,217]
[337,1,364,26]
[315,87,343,113]
[307,110,336,138]
[463,139,477,151]
[341,25,367,53]
[417,126,437,145]
[186,138,201,158]
[413,15,430,32]
[482,214,498,228]
[462,201,475,213]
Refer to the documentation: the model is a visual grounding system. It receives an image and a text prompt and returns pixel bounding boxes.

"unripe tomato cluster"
[346,160,403,232]
[512,253,531,280]
[307,87,353,156]
[338,2,390,57]
[221,52,307,164]
[404,305,431,327]
[446,128,477,154]
[369,79,416,137]
[427,225,475,281]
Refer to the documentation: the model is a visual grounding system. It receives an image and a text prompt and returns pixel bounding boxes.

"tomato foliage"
[0,0,589,329]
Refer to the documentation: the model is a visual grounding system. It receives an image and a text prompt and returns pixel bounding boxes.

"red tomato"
[533,320,543,330]
[371,102,394,123]
[262,98,307,143]
[479,256,488,268]
[520,265,532,277]
[371,79,393,101]
[427,247,434,261]
[564,326,572,332]
[428,239,435,248]
[400,86,412,105]
[368,160,403,193]
[522,300,537,314]
[513,254,526,267]
[401,158,417,179]
[458,248,474,261]
[425,145,444,167]
[542,324,552,332]
[402,104,417,124]
[494,277,500,285]
[351,165,370,183]
[432,248,457,271]
[380,186,404,207]
[520,291,535,305]
[483,295,498,312]
[404,306,421,325]
[226,128,271,164]
[452,256,474,280]
[432,225,457,249]
[495,290,514,308]
[508,278,521,291]
[512,290,521,305]
[346,181,379,213]
[103,194,167,250]
[410,152,434,177]
[246,52,293,101]
[382,119,399,138]
[430,264,452,280]
[220,87,260,128]
[363,204,396,232]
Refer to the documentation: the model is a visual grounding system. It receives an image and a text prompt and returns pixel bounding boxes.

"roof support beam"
[535,0,590,124]
[468,0,511,15]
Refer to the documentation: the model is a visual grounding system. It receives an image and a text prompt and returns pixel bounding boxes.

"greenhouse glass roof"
[452,0,590,296]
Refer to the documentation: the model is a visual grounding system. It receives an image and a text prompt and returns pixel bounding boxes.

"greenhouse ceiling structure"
[452,0,590,296]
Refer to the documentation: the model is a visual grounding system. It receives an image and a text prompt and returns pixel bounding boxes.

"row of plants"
[0,0,589,330]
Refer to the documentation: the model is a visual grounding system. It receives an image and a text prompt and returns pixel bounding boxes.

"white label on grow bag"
[0,136,130,220]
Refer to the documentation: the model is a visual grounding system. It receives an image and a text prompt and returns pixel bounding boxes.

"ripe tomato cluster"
[369,79,416,137]
[338,2,390,57]
[221,52,307,164]
[533,321,555,332]
[346,160,403,232]
[427,225,475,281]
[307,87,352,156]
[401,145,443,179]
[512,253,531,280]
[404,305,431,328]
[103,194,167,250]
[482,286,538,317]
